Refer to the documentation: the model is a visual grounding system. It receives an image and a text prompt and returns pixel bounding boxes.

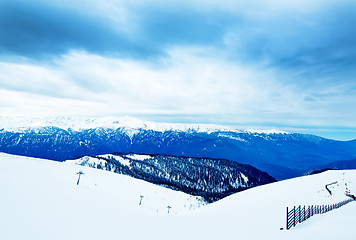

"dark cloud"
[135,5,237,46]
[0,1,159,59]
[0,1,239,60]
[1,0,356,73]
[226,4,356,82]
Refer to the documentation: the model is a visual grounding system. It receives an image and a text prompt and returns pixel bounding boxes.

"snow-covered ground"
[0,153,355,240]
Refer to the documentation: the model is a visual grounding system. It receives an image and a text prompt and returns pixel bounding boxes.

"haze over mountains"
[1,116,356,180]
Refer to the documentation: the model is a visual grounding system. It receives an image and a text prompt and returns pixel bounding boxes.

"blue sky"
[0,0,356,140]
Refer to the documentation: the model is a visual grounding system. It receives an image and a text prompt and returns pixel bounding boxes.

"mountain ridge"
[67,153,276,202]
[0,116,292,135]
[1,116,356,180]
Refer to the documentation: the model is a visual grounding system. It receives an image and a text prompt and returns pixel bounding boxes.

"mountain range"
[1,116,356,180]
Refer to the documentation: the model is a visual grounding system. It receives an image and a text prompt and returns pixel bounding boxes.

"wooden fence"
[286,198,353,230]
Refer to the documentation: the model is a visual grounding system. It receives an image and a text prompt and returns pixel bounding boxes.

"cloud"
[0,0,240,59]
[0,0,356,139]
[2,48,355,124]
[0,49,277,113]
[2,0,356,72]
[0,89,106,117]
[0,0,159,59]
[133,5,238,47]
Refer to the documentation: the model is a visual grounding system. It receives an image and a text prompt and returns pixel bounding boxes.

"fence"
[286,198,354,230]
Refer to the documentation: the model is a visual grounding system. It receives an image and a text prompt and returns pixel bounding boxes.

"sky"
[0,0,356,140]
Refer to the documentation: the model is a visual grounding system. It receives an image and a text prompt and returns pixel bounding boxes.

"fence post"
[286,199,353,230]
[299,205,302,223]
[286,207,289,230]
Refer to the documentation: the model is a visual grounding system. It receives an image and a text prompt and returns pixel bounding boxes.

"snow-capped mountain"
[1,116,356,180]
[0,116,288,134]
[1,153,355,240]
[67,153,276,202]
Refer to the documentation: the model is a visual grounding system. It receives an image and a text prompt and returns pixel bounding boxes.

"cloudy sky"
[0,0,356,140]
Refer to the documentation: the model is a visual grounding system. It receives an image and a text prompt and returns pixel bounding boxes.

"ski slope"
[0,153,355,240]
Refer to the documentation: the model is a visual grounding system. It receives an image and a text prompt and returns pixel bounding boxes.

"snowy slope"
[66,153,276,202]
[0,153,355,240]
[192,169,356,239]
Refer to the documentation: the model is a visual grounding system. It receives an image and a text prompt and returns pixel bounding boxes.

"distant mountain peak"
[0,116,291,135]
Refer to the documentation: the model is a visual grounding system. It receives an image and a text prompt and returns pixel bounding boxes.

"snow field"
[0,153,205,240]
[1,152,355,240]
[189,169,356,239]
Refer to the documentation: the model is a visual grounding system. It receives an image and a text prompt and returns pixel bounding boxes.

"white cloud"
[1,46,356,140]
[0,48,301,118]
[57,49,287,114]
[1,0,355,141]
